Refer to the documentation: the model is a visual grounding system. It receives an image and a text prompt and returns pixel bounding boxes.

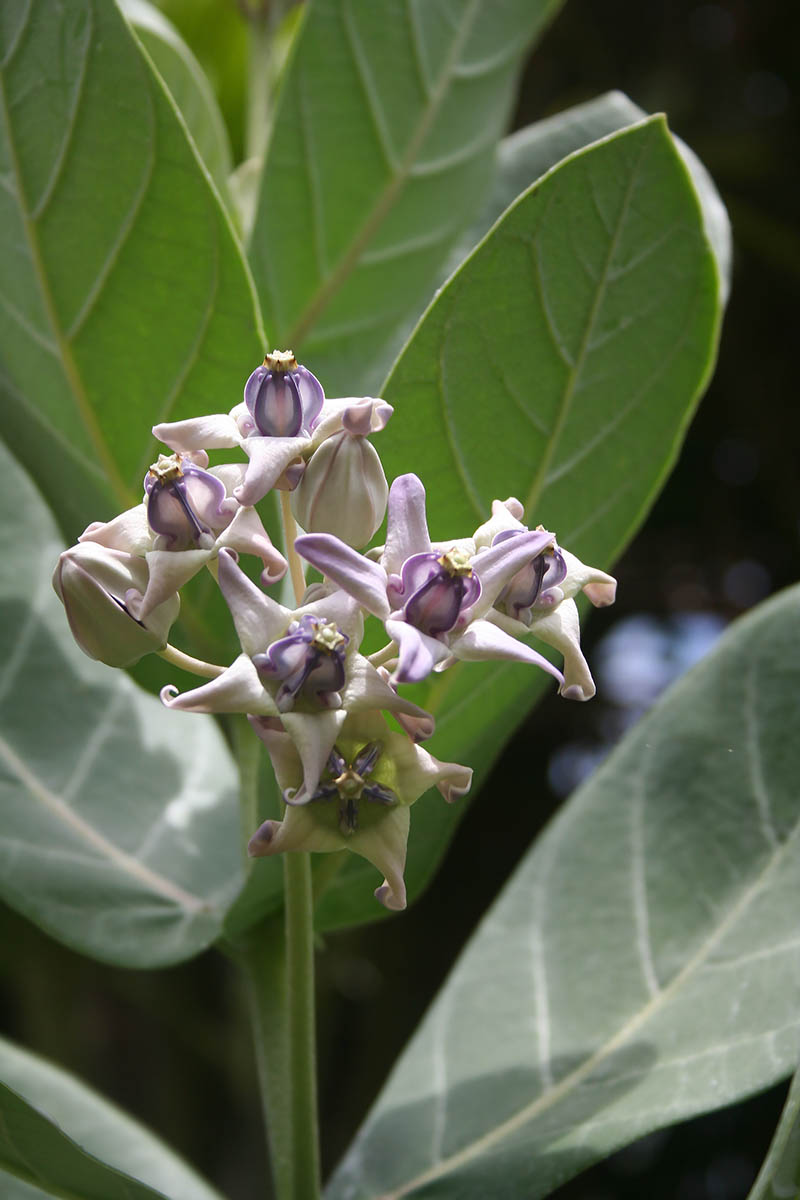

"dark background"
[1,2,797,1197]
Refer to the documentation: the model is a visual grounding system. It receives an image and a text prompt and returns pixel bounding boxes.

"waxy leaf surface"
[315,116,722,930]
[0,0,262,543]
[0,1035,222,1199]
[328,585,800,1199]
[250,0,564,395]
[0,438,243,967]
[455,90,732,300]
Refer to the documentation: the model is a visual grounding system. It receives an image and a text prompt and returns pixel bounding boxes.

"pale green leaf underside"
[328,585,800,1199]
[748,1067,800,1200]
[0,0,261,541]
[0,1035,222,1200]
[119,0,234,205]
[250,0,564,395]
[0,437,243,968]
[315,116,721,931]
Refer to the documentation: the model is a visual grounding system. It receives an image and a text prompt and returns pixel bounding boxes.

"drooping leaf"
[314,116,722,930]
[119,0,234,206]
[0,437,243,968]
[748,1068,800,1200]
[452,90,732,301]
[249,0,565,395]
[328,584,800,1199]
[0,1035,222,1200]
[0,0,262,544]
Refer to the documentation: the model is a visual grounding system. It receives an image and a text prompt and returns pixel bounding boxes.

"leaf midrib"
[0,731,209,914]
[380,816,800,1197]
[523,127,650,520]
[281,0,482,348]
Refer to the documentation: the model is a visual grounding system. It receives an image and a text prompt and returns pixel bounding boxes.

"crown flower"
[473,498,617,700]
[161,550,435,805]
[151,351,393,509]
[247,711,472,910]
[79,453,286,621]
[295,474,566,689]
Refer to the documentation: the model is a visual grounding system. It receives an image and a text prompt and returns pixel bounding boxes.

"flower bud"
[290,431,388,548]
[52,542,179,668]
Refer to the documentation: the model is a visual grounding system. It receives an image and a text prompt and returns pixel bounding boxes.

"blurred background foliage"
[1,1,797,1197]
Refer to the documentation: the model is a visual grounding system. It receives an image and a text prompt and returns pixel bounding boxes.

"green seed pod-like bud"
[52,542,180,668]
[290,431,388,549]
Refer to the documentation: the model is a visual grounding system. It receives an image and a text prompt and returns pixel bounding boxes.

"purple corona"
[252,614,349,712]
[244,350,324,439]
[144,453,231,550]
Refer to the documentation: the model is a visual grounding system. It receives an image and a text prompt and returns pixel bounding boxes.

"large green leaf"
[453,90,732,301]
[327,584,800,1199]
[119,0,234,207]
[0,0,262,543]
[0,1035,222,1199]
[249,0,564,395]
[0,437,243,968]
[748,1068,800,1200]
[314,115,722,930]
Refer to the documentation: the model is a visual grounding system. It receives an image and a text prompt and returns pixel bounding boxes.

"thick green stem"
[241,918,294,1199]
[284,851,321,1198]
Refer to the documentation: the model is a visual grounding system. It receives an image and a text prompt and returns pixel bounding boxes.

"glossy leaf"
[748,1068,800,1200]
[453,90,732,301]
[328,584,800,1199]
[314,115,722,930]
[0,0,262,544]
[119,0,234,206]
[0,1035,221,1199]
[0,437,243,968]
[249,0,564,395]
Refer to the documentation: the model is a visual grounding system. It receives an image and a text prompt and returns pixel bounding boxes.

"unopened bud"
[52,542,179,668]
[291,432,388,548]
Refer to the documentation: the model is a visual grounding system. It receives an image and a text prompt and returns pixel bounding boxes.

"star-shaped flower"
[151,351,392,508]
[247,711,472,910]
[160,550,435,804]
[79,453,286,622]
[473,498,617,701]
[294,474,566,689]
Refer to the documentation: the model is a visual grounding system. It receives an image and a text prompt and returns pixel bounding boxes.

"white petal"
[451,617,564,687]
[217,549,291,656]
[153,413,242,451]
[383,474,431,575]
[236,435,309,506]
[161,654,276,714]
[529,597,596,701]
[79,505,152,555]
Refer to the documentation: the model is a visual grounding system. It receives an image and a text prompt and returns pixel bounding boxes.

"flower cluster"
[53,351,615,910]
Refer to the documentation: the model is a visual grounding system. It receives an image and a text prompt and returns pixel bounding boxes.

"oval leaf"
[314,115,722,930]
[0,0,262,542]
[0,1035,221,1200]
[327,584,800,1199]
[0,437,243,967]
[250,0,564,395]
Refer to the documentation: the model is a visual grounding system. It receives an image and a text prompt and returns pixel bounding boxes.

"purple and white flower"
[160,550,435,805]
[152,351,392,509]
[474,498,617,700]
[247,710,472,910]
[294,474,566,689]
[79,452,286,622]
